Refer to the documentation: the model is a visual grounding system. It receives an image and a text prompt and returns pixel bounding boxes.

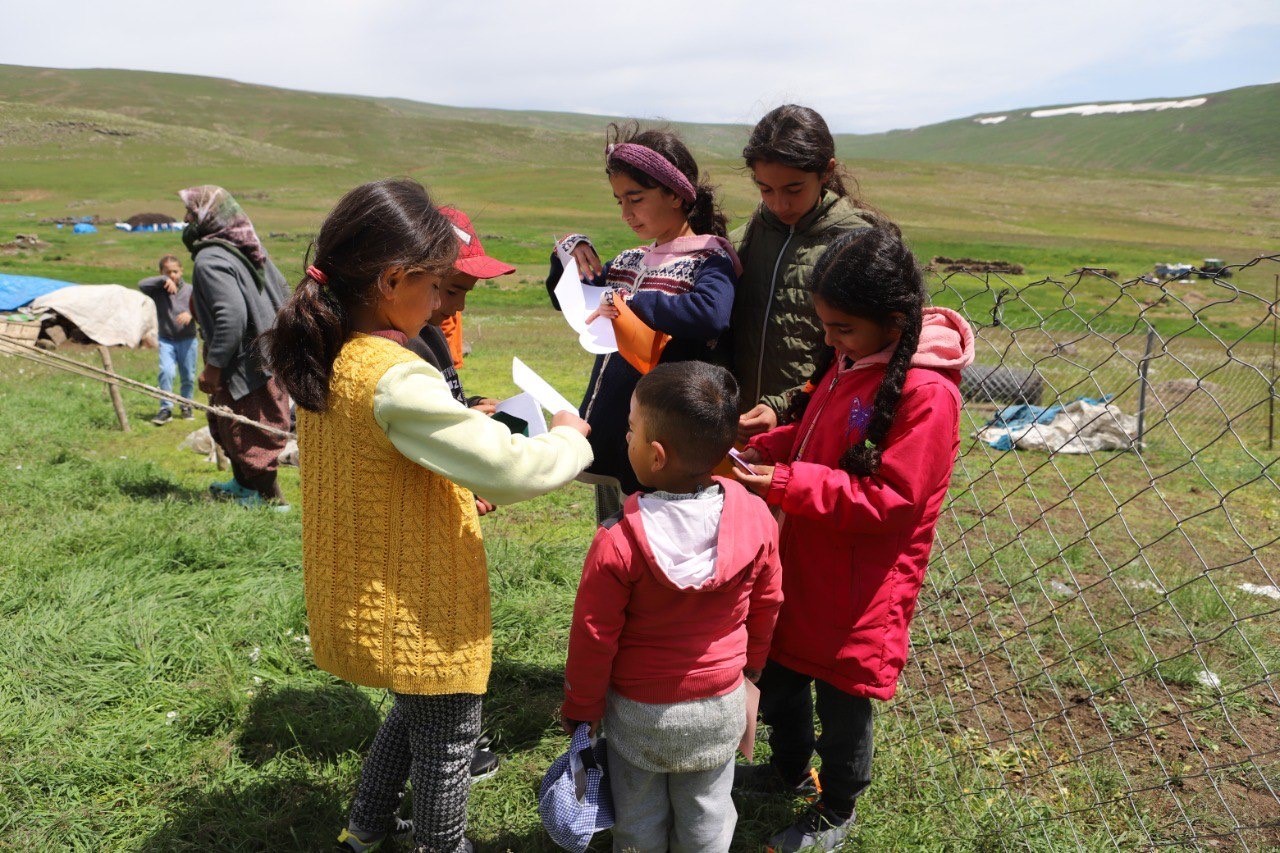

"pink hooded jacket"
[561,477,783,723]
[747,307,975,700]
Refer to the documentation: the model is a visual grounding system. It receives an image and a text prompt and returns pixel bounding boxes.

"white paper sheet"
[492,392,547,437]
[553,258,617,354]
[512,357,578,416]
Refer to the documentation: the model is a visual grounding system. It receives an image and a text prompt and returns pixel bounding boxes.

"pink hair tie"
[306,264,329,285]
[607,142,697,203]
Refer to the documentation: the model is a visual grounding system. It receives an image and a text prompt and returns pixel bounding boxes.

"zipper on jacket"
[755,225,794,402]
[793,366,843,462]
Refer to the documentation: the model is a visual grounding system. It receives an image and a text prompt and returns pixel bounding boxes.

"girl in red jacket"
[733,224,974,852]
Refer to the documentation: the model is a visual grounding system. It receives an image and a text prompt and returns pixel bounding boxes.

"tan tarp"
[30,284,159,348]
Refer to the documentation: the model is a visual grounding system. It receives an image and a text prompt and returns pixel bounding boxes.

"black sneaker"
[470,747,499,782]
[180,404,194,420]
[151,407,173,426]
[765,801,855,852]
[734,761,820,800]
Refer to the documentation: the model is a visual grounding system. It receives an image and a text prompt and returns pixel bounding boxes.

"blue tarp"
[72,223,98,234]
[980,397,1112,450]
[0,273,73,311]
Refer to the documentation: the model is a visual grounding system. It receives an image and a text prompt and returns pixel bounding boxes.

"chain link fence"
[884,256,1280,849]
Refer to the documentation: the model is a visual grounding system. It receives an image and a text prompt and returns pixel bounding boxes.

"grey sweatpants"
[606,744,736,853]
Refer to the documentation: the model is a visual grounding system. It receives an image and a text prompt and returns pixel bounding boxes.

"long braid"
[840,306,921,475]
[781,344,836,424]
[780,229,869,425]
[802,224,926,475]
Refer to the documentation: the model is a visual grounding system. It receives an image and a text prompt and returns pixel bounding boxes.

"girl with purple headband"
[547,123,741,520]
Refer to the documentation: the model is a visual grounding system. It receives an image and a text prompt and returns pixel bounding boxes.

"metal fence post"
[1136,324,1157,449]
[1270,274,1278,451]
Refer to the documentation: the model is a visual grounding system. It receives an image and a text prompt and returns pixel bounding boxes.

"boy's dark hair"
[742,104,867,208]
[784,224,926,476]
[263,178,458,412]
[158,254,180,271]
[634,361,739,474]
[605,122,728,238]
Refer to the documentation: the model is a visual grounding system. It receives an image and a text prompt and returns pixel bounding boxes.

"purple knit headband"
[607,143,697,203]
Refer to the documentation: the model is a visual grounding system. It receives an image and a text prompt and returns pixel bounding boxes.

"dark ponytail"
[263,178,458,412]
[785,224,925,476]
[687,182,728,238]
[605,122,728,238]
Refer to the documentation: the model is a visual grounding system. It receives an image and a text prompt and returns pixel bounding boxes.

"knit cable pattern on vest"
[299,335,491,695]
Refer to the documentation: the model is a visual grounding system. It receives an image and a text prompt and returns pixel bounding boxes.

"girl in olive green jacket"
[731,105,884,440]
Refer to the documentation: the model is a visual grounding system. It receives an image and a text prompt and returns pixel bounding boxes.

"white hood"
[636,487,725,590]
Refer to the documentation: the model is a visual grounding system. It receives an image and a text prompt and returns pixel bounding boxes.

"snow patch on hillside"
[1031,98,1207,118]
[975,115,1007,125]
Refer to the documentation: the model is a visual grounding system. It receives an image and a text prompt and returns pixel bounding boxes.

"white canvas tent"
[29,285,159,348]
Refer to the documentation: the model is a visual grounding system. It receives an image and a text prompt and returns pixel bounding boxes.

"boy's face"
[162,260,183,283]
[626,396,662,487]
[431,270,479,326]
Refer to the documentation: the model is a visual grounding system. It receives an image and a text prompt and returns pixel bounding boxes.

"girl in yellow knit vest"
[265,180,593,853]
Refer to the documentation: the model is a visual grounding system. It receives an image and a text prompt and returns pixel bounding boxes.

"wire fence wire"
[885,256,1280,849]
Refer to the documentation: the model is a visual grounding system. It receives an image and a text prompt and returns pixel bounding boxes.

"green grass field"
[4,274,1277,850]
[1,64,1278,850]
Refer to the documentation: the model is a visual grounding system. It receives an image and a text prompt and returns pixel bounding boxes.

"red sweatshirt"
[561,477,783,723]
[747,307,974,700]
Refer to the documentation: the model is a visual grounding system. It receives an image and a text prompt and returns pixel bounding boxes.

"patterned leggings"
[348,692,481,853]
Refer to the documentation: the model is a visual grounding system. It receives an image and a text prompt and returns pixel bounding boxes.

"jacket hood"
[644,234,743,276]
[855,306,975,373]
[620,477,762,592]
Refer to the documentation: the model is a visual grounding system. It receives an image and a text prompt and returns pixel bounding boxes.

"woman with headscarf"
[180,185,292,509]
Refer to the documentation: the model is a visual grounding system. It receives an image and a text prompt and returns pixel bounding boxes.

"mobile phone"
[728,448,758,476]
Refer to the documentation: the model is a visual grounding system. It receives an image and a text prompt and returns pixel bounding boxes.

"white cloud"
[2,0,1277,132]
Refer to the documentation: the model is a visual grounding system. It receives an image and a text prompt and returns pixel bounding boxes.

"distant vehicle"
[1195,258,1233,279]
[1154,263,1194,281]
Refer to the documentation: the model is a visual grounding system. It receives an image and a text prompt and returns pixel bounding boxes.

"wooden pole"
[98,345,130,432]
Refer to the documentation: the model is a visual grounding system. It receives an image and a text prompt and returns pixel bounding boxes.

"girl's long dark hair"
[742,104,867,207]
[263,179,458,412]
[783,224,926,476]
[605,122,728,238]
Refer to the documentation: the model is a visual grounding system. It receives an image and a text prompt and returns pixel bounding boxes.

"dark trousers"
[348,692,482,853]
[206,376,291,498]
[758,659,874,817]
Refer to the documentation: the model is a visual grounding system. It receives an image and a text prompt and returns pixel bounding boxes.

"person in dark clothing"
[405,207,513,419]
[731,105,881,443]
[547,124,739,519]
[180,185,291,509]
[405,206,517,786]
[138,254,197,425]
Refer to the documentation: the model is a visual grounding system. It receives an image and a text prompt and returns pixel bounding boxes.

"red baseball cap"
[440,207,516,279]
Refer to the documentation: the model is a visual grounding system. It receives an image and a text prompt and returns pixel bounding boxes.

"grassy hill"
[0,64,1276,291]
[3,65,1276,175]
[837,83,1280,177]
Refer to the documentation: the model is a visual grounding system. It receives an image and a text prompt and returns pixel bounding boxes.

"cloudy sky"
[4,0,1278,133]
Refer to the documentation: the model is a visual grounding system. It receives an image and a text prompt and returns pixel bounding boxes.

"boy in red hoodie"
[561,361,783,853]
[733,225,975,852]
